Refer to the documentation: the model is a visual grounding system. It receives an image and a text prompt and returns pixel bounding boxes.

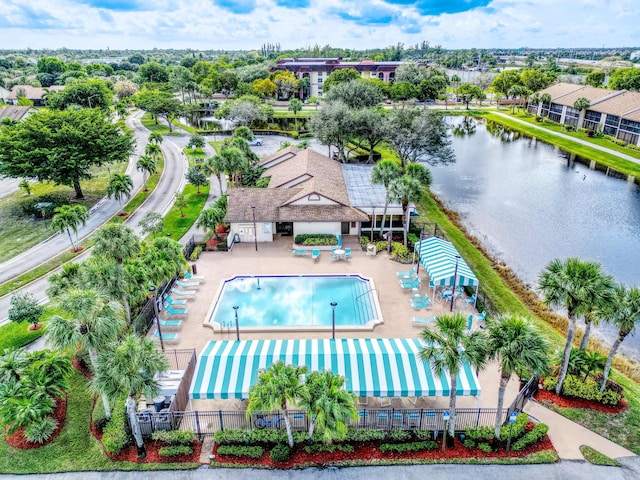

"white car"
[249,138,263,146]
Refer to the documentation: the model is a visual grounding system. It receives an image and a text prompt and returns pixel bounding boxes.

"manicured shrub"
[463,438,476,449]
[151,429,196,445]
[386,429,411,442]
[407,233,419,250]
[543,376,559,392]
[413,430,438,441]
[464,425,493,442]
[379,441,438,453]
[8,293,45,328]
[499,413,528,439]
[294,233,338,246]
[375,241,388,253]
[512,423,549,451]
[24,416,58,444]
[214,428,298,445]
[158,445,193,457]
[102,399,129,454]
[359,236,369,248]
[217,445,264,458]
[391,242,411,262]
[477,442,492,453]
[562,375,622,406]
[344,429,386,442]
[190,246,202,261]
[269,444,291,462]
[304,443,354,454]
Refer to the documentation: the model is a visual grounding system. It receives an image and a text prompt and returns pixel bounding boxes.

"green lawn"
[183,147,207,167]
[0,370,198,473]
[0,161,128,264]
[156,184,210,241]
[484,112,640,178]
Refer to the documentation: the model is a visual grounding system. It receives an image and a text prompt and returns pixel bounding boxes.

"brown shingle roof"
[553,86,619,107]
[588,90,640,116]
[6,85,64,101]
[225,188,299,222]
[0,106,36,121]
[258,145,300,167]
[539,83,584,100]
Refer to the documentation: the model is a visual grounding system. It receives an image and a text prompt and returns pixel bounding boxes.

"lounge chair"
[467,314,473,331]
[399,275,419,285]
[159,319,182,329]
[164,304,188,315]
[396,266,415,278]
[409,295,431,310]
[412,316,436,325]
[153,329,179,343]
[400,279,421,291]
[312,249,320,262]
[163,294,187,305]
[176,279,199,288]
[171,288,196,296]
[184,270,204,281]
[292,249,309,256]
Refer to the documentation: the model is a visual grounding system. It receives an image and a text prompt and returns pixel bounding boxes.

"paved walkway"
[492,111,640,167]
[4,457,640,480]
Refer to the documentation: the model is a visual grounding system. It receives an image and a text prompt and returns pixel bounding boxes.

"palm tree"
[92,224,141,324]
[538,258,614,395]
[46,262,82,298]
[92,333,169,459]
[388,175,426,246]
[197,206,225,236]
[106,173,134,214]
[145,142,162,161]
[50,205,89,252]
[573,97,591,129]
[247,361,307,448]
[486,315,549,439]
[139,237,186,287]
[136,155,156,191]
[371,159,402,238]
[598,285,640,391]
[419,313,488,439]
[540,93,551,117]
[288,98,303,130]
[148,131,163,145]
[47,288,125,419]
[208,148,245,187]
[300,370,358,444]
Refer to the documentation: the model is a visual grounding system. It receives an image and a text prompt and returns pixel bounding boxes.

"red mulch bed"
[213,427,554,468]
[5,396,67,449]
[72,357,93,379]
[535,388,627,413]
[106,440,202,463]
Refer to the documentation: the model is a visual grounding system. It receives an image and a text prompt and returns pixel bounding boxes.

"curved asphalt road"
[0,111,188,323]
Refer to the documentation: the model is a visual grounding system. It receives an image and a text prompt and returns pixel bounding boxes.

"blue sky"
[0,0,637,50]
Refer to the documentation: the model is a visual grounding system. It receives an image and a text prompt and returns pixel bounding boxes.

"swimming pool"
[204,275,383,331]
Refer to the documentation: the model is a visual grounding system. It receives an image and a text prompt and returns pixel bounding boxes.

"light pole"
[330,302,337,340]
[233,305,240,341]
[251,205,258,252]
[149,286,164,351]
[450,255,461,312]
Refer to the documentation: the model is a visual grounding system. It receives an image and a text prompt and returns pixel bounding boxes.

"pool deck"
[158,236,514,411]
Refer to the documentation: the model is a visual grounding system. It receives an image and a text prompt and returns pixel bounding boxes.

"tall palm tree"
[148,131,163,145]
[197,206,225,236]
[139,237,186,288]
[247,361,308,448]
[47,288,125,419]
[50,205,89,252]
[419,313,488,439]
[598,285,640,391]
[388,175,426,246]
[371,159,402,237]
[92,333,169,459]
[288,98,303,130]
[106,173,134,214]
[538,258,614,395]
[93,224,141,325]
[300,370,358,444]
[136,155,156,191]
[145,142,162,161]
[540,93,551,117]
[46,262,82,298]
[209,148,245,187]
[486,315,549,439]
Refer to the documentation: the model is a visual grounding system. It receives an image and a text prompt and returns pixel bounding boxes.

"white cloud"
[0,0,637,50]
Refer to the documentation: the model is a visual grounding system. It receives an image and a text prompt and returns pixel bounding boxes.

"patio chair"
[396,266,415,278]
[171,288,196,296]
[312,249,320,262]
[344,247,351,260]
[176,279,199,288]
[153,329,179,343]
[358,411,370,427]
[467,314,473,331]
[164,304,188,315]
[292,249,309,257]
[376,412,389,428]
[412,316,436,325]
[475,311,487,328]
[465,294,477,305]
[184,270,204,281]
[163,294,187,305]
[392,412,404,428]
[407,412,421,428]
[159,319,182,329]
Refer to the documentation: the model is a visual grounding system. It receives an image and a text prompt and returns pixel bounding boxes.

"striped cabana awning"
[189,338,481,400]
[414,237,478,287]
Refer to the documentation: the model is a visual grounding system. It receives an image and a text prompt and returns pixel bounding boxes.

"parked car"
[249,138,263,146]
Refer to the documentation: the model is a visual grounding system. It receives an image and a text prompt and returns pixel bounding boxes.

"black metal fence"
[132,276,178,335]
[136,407,507,440]
[183,235,196,260]
[505,375,539,424]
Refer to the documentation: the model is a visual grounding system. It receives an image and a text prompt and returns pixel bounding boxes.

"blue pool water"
[208,275,380,329]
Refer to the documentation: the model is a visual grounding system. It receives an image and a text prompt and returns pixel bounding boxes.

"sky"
[0,0,638,51]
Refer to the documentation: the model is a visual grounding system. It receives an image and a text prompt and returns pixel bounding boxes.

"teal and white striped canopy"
[189,338,481,399]
[414,237,478,287]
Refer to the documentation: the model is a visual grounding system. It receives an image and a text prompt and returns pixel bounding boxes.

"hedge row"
[158,445,193,457]
[294,233,338,246]
[512,423,549,451]
[217,445,264,458]
[544,375,623,406]
[379,440,438,453]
